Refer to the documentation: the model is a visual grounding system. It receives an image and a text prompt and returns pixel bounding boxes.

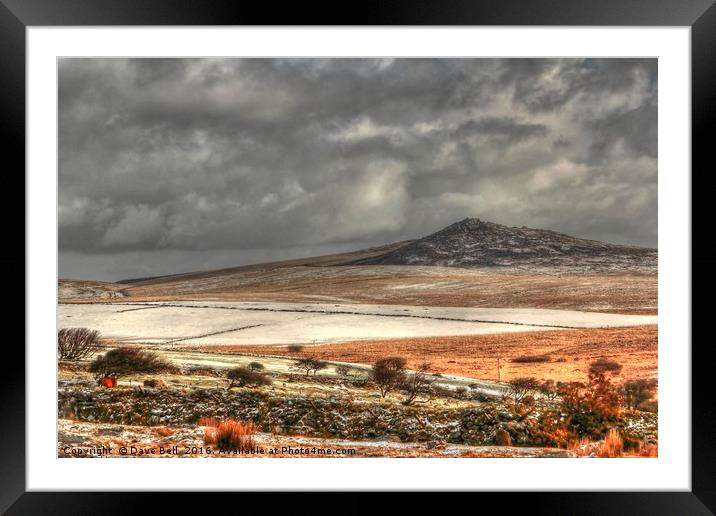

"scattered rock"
[57,387,657,448]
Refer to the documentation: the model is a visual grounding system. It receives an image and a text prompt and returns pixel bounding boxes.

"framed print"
[4,0,715,512]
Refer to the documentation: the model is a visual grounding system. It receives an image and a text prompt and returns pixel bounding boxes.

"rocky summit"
[348,218,657,273]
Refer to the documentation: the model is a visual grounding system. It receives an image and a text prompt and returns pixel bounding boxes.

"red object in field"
[99,377,117,388]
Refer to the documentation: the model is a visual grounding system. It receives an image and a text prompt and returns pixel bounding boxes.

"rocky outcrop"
[349,218,657,273]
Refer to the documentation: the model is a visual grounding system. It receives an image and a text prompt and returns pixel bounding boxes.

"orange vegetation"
[596,428,624,458]
[154,427,175,437]
[227,325,657,383]
[568,429,658,458]
[203,420,257,451]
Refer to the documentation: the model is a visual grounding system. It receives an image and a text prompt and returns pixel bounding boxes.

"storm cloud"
[59,58,657,281]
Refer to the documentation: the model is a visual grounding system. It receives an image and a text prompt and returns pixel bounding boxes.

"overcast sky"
[59,58,657,281]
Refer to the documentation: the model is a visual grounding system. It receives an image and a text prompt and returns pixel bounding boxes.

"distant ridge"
[59,218,657,308]
[346,218,657,273]
[110,218,656,286]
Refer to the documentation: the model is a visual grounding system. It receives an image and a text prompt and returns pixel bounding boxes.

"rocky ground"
[58,419,576,458]
[58,362,657,458]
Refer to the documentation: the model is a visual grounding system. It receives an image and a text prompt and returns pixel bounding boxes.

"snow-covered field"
[58,301,657,347]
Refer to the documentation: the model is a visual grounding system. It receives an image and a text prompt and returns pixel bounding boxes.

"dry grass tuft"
[567,437,596,457]
[203,420,257,450]
[197,417,220,427]
[597,428,624,458]
[634,441,658,457]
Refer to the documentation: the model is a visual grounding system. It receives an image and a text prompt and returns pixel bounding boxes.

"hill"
[348,218,656,273]
[59,219,657,313]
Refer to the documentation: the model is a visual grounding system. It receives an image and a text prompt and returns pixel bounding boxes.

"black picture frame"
[3,0,714,513]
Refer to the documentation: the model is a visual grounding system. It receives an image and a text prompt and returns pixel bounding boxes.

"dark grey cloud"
[59,58,657,281]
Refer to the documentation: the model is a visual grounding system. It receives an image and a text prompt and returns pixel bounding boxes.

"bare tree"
[401,362,433,405]
[508,377,540,402]
[293,357,328,376]
[58,328,101,360]
[371,357,406,398]
[538,379,560,402]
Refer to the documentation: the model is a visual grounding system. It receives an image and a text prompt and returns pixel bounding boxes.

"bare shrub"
[401,362,432,405]
[511,354,551,363]
[58,328,101,360]
[589,358,623,376]
[248,361,265,371]
[293,357,328,376]
[88,347,170,380]
[620,378,657,410]
[203,420,257,451]
[371,356,406,398]
[287,344,304,353]
[227,367,271,389]
[538,379,560,401]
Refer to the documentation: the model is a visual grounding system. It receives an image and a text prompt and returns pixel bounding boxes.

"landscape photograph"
[58,57,658,458]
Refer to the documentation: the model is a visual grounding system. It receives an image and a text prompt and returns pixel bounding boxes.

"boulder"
[495,428,512,446]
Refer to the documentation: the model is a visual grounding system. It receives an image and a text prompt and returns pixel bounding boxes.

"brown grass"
[568,437,596,457]
[203,420,257,450]
[154,427,175,437]
[597,429,624,458]
[568,431,656,458]
[197,417,220,427]
[62,267,657,314]
[221,325,657,384]
[634,442,658,457]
